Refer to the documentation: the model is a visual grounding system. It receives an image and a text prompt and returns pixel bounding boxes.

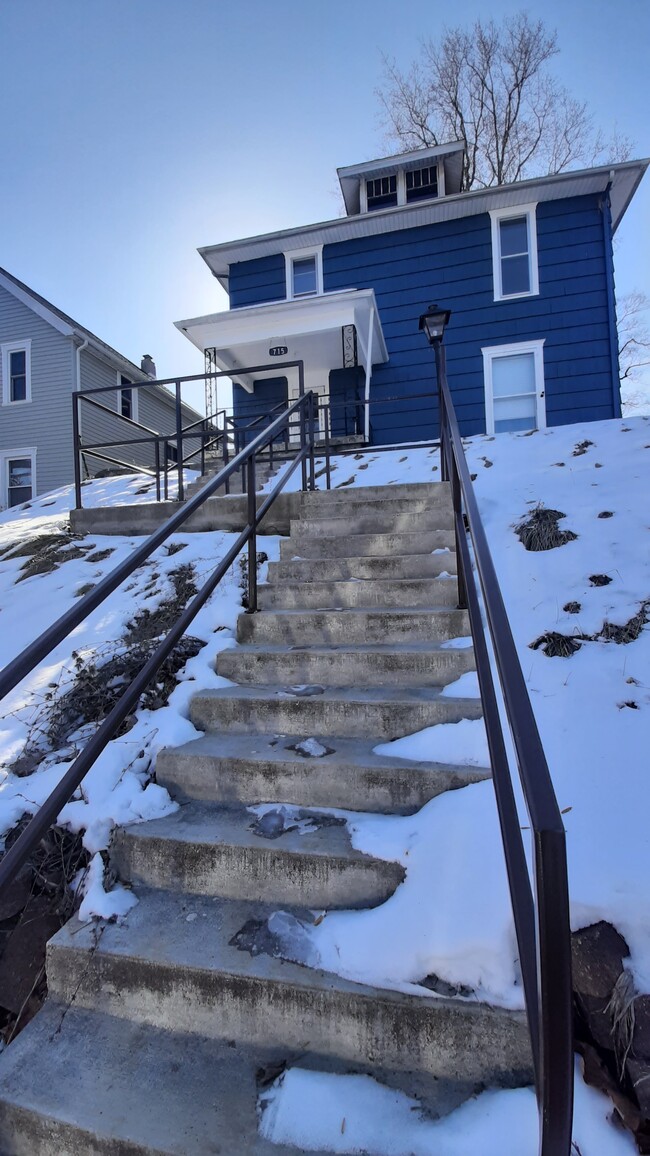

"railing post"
[72,394,82,510]
[247,454,257,612]
[324,403,332,490]
[201,422,206,476]
[175,380,184,502]
[451,457,468,611]
[163,440,169,501]
[434,341,449,483]
[299,396,308,491]
[154,439,161,503]
[308,393,316,491]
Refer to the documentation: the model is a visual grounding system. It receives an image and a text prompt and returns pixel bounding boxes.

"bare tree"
[379,13,632,191]
[618,291,650,399]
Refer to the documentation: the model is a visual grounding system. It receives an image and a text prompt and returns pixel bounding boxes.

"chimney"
[141,354,156,378]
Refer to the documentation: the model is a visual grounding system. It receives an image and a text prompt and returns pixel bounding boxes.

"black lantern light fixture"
[418,304,451,345]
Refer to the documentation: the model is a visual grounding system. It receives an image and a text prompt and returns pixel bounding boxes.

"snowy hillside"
[0,416,647,1152]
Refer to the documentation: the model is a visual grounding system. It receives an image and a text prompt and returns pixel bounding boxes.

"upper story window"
[489,204,539,301]
[119,374,138,422]
[366,175,397,211]
[406,165,438,203]
[2,340,32,404]
[285,247,323,300]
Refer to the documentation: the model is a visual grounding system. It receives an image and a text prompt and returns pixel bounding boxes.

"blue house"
[176,142,648,444]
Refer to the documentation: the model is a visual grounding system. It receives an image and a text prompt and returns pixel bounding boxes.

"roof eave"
[199,158,649,287]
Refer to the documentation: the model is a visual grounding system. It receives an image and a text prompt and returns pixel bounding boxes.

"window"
[2,340,32,404]
[366,174,397,211]
[285,247,323,300]
[406,165,438,203]
[482,340,546,435]
[119,374,138,422]
[489,204,539,301]
[1,450,36,509]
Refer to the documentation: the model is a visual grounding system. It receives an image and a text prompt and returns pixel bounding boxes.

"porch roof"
[175,289,388,391]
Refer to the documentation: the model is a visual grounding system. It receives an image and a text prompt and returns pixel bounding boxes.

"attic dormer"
[337,142,466,217]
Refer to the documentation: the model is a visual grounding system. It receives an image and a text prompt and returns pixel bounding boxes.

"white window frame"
[284,246,323,301]
[489,203,539,302]
[117,372,139,423]
[2,339,32,405]
[482,339,546,435]
[1,447,37,509]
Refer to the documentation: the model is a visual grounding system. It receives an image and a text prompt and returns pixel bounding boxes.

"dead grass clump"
[601,601,650,645]
[598,511,614,519]
[573,440,594,457]
[8,532,92,582]
[43,635,204,748]
[239,552,269,610]
[564,602,582,614]
[590,574,612,587]
[530,632,582,658]
[515,506,578,552]
[85,548,115,563]
[125,563,198,644]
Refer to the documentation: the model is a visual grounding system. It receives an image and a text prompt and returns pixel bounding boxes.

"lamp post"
[419,304,451,479]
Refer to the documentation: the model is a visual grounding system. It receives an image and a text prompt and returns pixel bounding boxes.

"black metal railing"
[73,361,306,507]
[434,343,573,1155]
[0,390,317,897]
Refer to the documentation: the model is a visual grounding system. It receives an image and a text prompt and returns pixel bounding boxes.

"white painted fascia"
[200,158,648,289]
[0,272,74,337]
[489,202,539,301]
[176,288,389,364]
[481,338,547,434]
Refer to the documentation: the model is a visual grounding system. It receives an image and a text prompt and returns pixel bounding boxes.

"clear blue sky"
[2,0,649,413]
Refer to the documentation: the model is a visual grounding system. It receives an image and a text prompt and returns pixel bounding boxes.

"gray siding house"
[0,267,201,509]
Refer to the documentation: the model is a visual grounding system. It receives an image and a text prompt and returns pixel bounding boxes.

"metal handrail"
[73,362,306,506]
[435,346,573,1155]
[0,391,317,895]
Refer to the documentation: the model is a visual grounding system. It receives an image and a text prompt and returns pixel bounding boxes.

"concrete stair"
[184,451,278,499]
[0,479,532,1153]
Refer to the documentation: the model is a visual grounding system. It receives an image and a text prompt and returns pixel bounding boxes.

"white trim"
[1,339,32,405]
[481,339,546,435]
[284,245,323,301]
[489,202,539,301]
[117,371,139,423]
[0,447,37,510]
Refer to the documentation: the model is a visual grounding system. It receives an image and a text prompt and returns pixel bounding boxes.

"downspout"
[363,312,374,443]
[601,180,622,419]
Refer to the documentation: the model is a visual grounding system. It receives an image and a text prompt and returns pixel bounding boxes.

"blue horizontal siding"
[229,254,286,308]
[226,192,617,442]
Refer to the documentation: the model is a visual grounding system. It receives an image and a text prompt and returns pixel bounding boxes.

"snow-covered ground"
[0,471,277,916]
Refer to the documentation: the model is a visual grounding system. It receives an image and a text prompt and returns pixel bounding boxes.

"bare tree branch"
[379,12,634,191]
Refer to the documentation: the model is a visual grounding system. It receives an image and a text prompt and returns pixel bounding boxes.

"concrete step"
[302,481,448,506]
[112,802,404,909]
[297,497,453,523]
[294,510,454,536]
[47,891,533,1087]
[0,1003,324,1156]
[189,684,482,740]
[155,732,491,813]
[238,606,470,646]
[267,552,457,582]
[279,529,456,559]
[217,641,475,688]
[258,576,459,610]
